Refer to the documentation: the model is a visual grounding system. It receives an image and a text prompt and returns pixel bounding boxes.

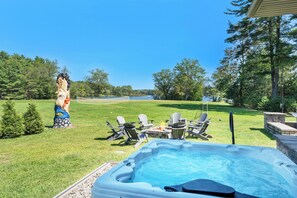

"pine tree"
[0,100,23,138]
[23,103,44,135]
[220,0,297,108]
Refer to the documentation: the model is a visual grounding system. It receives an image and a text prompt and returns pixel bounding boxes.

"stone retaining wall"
[275,135,297,165]
[264,112,286,130]
[267,122,297,136]
[285,121,297,128]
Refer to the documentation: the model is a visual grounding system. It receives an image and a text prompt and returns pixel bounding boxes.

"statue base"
[53,118,72,128]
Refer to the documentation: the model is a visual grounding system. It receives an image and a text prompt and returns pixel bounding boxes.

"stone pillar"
[264,112,286,130]
[53,73,72,128]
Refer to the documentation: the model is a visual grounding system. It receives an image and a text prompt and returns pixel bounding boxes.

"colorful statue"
[53,73,72,128]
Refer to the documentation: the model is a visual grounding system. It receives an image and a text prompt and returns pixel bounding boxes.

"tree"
[112,86,123,96]
[22,56,58,99]
[0,53,28,99]
[112,85,133,96]
[23,103,44,135]
[37,57,58,98]
[0,51,10,99]
[85,68,110,96]
[0,52,60,100]
[0,100,23,138]
[153,69,174,100]
[212,48,239,97]
[220,0,297,109]
[253,16,297,99]
[173,58,205,101]
[225,2,257,106]
[70,81,92,98]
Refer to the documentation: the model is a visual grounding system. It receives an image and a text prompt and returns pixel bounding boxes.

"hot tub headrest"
[164,179,257,198]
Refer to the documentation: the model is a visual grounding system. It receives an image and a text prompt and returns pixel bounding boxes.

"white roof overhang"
[248,0,297,17]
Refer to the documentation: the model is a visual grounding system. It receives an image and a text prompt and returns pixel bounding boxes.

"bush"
[258,96,297,112]
[257,96,270,110]
[23,103,44,135]
[284,97,297,112]
[0,100,23,138]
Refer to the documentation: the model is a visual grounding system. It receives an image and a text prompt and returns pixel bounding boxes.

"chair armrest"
[140,129,147,133]
[179,118,187,123]
[197,121,204,124]
[188,123,195,127]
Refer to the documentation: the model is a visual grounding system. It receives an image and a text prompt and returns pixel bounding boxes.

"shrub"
[284,97,297,112]
[23,103,44,135]
[258,96,297,112]
[257,96,270,110]
[0,100,23,138]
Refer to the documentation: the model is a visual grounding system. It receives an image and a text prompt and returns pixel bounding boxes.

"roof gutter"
[247,0,264,17]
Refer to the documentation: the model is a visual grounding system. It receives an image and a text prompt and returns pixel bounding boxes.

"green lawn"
[0,100,275,197]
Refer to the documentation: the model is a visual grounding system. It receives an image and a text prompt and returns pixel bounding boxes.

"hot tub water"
[92,140,297,198]
[129,148,292,197]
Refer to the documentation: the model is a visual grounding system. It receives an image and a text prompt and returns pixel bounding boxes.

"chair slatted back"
[171,127,185,139]
[171,112,181,125]
[198,113,208,123]
[199,119,210,134]
[125,128,140,140]
[117,116,126,126]
[106,121,117,133]
[138,114,149,125]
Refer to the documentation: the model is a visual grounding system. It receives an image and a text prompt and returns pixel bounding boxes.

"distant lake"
[76,95,154,101]
[202,96,212,102]
[131,95,211,101]
[129,95,154,100]
[79,95,215,101]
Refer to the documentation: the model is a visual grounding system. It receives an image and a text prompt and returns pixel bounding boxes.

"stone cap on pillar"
[264,112,286,115]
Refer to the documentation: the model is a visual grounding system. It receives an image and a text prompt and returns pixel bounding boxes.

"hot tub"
[92,140,297,197]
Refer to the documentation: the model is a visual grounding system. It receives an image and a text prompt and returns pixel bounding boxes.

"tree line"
[212,0,297,112]
[0,52,58,99]
[0,51,205,101]
[0,51,152,100]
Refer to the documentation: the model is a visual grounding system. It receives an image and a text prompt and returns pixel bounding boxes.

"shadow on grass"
[250,128,275,140]
[45,125,53,128]
[94,137,108,140]
[158,103,260,116]
[94,137,128,148]
[110,143,129,147]
[110,140,134,147]
[158,103,200,111]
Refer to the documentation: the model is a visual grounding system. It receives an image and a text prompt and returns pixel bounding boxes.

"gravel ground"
[54,162,118,198]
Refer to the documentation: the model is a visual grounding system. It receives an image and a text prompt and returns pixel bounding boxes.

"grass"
[0,99,277,197]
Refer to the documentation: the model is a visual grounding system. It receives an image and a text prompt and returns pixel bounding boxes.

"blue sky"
[0,0,236,89]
